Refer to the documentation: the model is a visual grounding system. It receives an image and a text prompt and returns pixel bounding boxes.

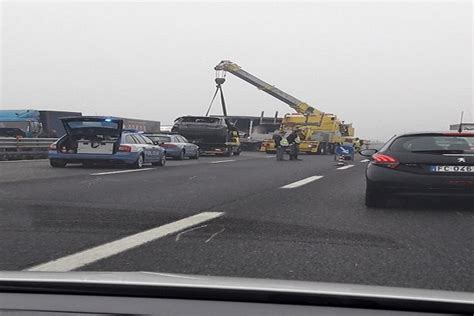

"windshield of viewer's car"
[1,0,472,299]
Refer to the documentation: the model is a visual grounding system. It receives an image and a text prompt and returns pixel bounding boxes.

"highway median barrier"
[0,137,57,161]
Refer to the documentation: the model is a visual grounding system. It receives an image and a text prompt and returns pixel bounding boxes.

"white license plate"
[430,165,474,173]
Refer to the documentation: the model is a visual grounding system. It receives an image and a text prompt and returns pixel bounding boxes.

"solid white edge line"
[280,176,324,189]
[26,211,224,272]
[91,168,154,176]
[210,160,236,164]
[337,165,355,170]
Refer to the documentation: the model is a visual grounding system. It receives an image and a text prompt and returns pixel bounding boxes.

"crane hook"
[215,77,226,85]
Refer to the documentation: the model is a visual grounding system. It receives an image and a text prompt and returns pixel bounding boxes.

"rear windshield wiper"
[411,149,464,154]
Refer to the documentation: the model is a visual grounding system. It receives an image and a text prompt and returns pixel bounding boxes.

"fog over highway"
[2,2,472,141]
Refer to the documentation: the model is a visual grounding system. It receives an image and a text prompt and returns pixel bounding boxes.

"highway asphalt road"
[0,152,473,292]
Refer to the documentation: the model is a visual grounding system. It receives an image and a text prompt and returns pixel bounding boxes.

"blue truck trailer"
[0,110,161,138]
[0,110,82,138]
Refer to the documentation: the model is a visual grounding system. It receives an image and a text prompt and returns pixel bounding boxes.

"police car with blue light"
[48,117,166,168]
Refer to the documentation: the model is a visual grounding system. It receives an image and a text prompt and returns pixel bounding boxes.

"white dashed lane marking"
[90,168,154,176]
[26,212,224,272]
[280,176,324,189]
[210,160,236,164]
[337,165,354,170]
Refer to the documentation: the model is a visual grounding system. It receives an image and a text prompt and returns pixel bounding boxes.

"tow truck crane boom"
[214,60,322,116]
[213,60,354,155]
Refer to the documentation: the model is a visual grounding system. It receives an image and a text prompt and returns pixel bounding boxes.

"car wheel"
[177,150,185,160]
[50,159,67,168]
[133,154,144,169]
[317,142,327,155]
[365,185,386,208]
[152,155,166,166]
[190,150,200,160]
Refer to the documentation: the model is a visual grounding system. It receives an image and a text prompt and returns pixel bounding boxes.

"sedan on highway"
[143,133,200,160]
[360,132,474,207]
[48,117,166,168]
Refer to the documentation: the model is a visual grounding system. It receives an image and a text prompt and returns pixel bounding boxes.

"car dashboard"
[0,272,472,316]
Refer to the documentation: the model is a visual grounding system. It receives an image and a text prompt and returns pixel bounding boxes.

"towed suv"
[48,116,166,168]
[171,116,241,156]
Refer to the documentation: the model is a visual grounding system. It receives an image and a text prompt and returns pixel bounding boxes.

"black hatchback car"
[360,132,474,207]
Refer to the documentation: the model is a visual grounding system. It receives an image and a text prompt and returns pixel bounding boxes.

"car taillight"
[118,145,132,152]
[49,143,57,150]
[372,153,399,168]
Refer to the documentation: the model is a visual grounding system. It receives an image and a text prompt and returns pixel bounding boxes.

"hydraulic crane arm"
[214,60,323,116]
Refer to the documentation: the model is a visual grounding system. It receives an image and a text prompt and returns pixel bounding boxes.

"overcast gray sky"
[1,1,472,140]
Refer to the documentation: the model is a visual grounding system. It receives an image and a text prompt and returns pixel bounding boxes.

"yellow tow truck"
[261,113,355,154]
[214,60,355,155]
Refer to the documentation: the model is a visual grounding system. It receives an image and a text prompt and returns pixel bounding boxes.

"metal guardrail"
[0,137,56,161]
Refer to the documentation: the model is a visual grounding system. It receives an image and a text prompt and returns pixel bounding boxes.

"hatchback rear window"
[148,136,171,143]
[390,135,474,153]
[67,121,119,129]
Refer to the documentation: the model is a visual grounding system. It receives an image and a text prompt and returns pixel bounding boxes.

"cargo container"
[121,117,161,133]
[0,109,82,138]
[0,110,161,138]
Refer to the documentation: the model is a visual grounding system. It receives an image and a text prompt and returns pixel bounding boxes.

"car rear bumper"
[366,164,474,197]
[163,147,181,157]
[48,151,140,164]
[299,142,319,153]
[200,150,227,156]
[197,144,231,155]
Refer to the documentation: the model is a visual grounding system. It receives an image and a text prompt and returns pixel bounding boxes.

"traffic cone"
[336,155,346,166]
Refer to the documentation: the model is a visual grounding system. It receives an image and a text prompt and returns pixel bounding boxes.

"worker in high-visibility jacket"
[273,132,287,161]
[287,130,301,160]
[354,138,362,152]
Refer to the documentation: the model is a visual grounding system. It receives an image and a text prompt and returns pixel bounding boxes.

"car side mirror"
[153,141,159,145]
[359,149,378,157]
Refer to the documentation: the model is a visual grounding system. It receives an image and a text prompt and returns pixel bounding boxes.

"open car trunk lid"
[61,117,123,137]
[60,117,123,155]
